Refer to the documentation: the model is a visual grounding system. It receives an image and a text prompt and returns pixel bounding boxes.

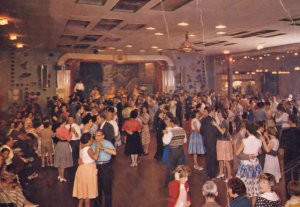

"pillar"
[225,55,233,99]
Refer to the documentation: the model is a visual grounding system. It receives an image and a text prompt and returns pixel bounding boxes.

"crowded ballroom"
[0,0,300,207]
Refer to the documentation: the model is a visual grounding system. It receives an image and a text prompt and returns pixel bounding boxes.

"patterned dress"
[237,135,262,197]
[140,113,151,145]
[254,192,281,207]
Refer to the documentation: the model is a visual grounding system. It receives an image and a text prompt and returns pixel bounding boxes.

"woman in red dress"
[122,109,142,167]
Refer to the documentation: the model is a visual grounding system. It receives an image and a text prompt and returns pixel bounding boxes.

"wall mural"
[69,61,156,95]
[101,63,140,94]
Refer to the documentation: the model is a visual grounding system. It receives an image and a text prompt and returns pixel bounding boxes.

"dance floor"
[23,130,286,207]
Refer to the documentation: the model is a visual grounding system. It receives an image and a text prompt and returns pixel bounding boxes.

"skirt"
[54,141,73,168]
[188,131,205,154]
[125,132,143,155]
[73,163,98,199]
[264,155,281,183]
[216,140,233,161]
[237,159,262,197]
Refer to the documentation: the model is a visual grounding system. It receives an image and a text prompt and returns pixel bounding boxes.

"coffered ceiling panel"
[0,0,300,55]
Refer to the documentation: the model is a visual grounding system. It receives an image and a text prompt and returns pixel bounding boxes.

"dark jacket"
[200,115,221,145]
[101,122,115,143]
[230,195,251,207]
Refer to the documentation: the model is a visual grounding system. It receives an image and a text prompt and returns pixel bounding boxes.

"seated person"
[0,148,38,207]
[285,181,300,207]
[201,180,221,207]
[228,177,251,207]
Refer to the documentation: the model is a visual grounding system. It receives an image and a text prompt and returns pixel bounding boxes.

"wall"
[214,53,300,97]
[0,50,59,111]
[0,49,217,112]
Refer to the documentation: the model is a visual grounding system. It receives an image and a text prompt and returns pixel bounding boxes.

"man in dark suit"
[154,110,166,161]
[279,114,300,199]
[175,97,183,127]
[200,106,221,179]
[96,112,115,144]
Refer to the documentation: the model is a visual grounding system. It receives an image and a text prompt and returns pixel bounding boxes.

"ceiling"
[1,0,300,55]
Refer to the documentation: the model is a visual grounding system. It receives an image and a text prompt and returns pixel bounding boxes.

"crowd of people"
[0,81,299,207]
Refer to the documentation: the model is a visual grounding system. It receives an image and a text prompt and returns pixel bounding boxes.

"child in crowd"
[168,165,191,207]
[255,173,281,207]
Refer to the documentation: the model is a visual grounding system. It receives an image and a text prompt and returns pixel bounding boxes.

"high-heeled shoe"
[59,178,67,182]
[216,174,225,179]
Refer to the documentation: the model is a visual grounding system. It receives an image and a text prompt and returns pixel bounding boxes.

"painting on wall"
[102,63,140,94]
[75,62,156,95]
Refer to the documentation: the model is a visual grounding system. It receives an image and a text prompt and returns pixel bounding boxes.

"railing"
[283,155,300,180]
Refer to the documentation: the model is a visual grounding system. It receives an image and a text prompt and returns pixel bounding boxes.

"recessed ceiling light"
[244,56,248,59]
[259,56,263,60]
[151,46,158,49]
[177,22,189,26]
[216,31,226,35]
[9,34,17,40]
[146,27,156,30]
[16,43,24,48]
[295,66,300,71]
[157,48,163,51]
[234,71,239,74]
[257,44,264,50]
[0,18,8,26]
[215,25,226,29]
[107,47,115,50]
[223,50,230,54]
[116,49,123,52]
[276,57,280,60]
[294,52,298,56]
[154,32,164,36]
[140,50,145,53]
[126,45,133,48]
[189,34,196,37]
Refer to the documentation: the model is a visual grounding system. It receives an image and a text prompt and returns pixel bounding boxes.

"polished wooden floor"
[24,130,286,207]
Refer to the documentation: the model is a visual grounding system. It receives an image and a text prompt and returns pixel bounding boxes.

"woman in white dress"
[260,127,281,183]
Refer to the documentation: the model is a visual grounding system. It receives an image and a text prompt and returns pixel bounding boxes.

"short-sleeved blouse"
[122,118,142,132]
[56,125,72,141]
